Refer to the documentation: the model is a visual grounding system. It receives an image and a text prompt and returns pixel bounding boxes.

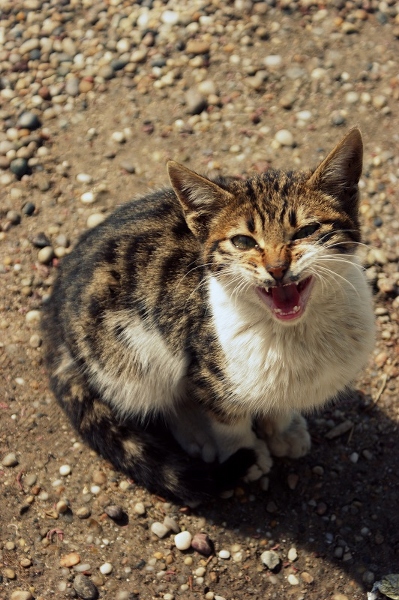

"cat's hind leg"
[257,412,311,459]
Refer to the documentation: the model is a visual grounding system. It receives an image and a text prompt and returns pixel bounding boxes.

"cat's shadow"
[193,390,399,594]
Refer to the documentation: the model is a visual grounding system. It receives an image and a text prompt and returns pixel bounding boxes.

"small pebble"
[38,246,54,264]
[59,464,72,476]
[2,452,19,467]
[288,547,298,561]
[133,502,146,515]
[81,191,96,204]
[288,574,300,585]
[261,550,281,570]
[218,550,230,559]
[60,552,81,567]
[151,522,170,538]
[174,530,192,550]
[104,505,124,520]
[191,532,214,556]
[99,562,113,575]
[87,213,105,228]
[11,592,33,600]
[73,574,99,600]
[274,129,294,147]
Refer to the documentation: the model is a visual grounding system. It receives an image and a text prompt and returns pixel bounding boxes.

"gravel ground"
[1,1,399,599]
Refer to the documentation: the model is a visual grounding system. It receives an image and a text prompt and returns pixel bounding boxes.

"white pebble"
[195,567,206,577]
[100,562,113,575]
[80,191,96,204]
[76,173,93,184]
[263,54,282,67]
[90,485,101,495]
[274,129,294,147]
[174,531,192,550]
[38,246,55,264]
[111,131,126,143]
[161,10,179,25]
[133,502,146,515]
[2,452,19,467]
[350,452,359,463]
[296,110,312,121]
[59,464,71,476]
[288,547,298,561]
[218,550,230,559]
[287,574,299,585]
[87,213,105,229]
[151,522,170,539]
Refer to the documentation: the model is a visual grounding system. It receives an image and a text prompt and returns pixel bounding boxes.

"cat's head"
[168,128,364,324]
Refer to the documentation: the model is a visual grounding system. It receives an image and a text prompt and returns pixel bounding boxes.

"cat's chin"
[256,276,314,323]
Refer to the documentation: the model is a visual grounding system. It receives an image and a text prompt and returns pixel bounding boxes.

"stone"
[151,522,170,538]
[191,532,214,556]
[73,574,99,599]
[185,88,207,115]
[274,129,294,147]
[38,246,55,264]
[174,530,192,550]
[60,552,81,567]
[11,592,33,600]
[99,562,113,575]
[10,158,30,178]
[261,550,281,570]
[2,452,19,467]
[17,112,41,130]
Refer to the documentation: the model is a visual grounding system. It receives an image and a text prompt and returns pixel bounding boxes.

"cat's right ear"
[167,161,233,239]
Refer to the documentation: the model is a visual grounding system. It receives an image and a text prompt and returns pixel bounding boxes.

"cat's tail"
[45,344,255,504]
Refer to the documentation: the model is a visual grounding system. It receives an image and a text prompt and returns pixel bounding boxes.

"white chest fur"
[208,268,375,417]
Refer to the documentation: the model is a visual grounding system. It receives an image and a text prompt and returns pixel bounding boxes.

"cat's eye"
[231,235,258,250]
[293,223,320,241]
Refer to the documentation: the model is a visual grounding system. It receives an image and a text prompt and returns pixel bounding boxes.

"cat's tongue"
[256,277,313,322]
[271,283,300,312]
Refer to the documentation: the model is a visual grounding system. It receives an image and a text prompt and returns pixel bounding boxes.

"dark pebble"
[17,112,42,130]
[331,112,346,126]
[151,57,167,68]
[191,532,214,556]
[10,157,30,178]
[31,232,51,248]
[73,574,99,600]
[22,202,36,216]
[111,58,129,71]
[374,216,383,227]
[104,504,125,520]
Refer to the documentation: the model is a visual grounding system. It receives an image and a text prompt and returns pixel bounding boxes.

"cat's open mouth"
[256,276,314,322]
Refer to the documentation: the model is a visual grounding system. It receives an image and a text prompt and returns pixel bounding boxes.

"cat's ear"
[167,161,233,238]
[307,127,363,213]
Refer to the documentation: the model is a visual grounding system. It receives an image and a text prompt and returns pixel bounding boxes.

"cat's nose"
[266,263,288,281]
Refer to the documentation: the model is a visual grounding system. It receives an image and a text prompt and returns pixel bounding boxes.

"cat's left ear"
[167,161,233,239]
[307,127,363,214]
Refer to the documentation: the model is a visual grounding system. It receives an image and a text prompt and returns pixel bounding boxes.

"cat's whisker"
[312,263,360,298]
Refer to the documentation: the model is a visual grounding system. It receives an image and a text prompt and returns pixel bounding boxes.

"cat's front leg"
[209,417,273,481]
[257,412,311,459]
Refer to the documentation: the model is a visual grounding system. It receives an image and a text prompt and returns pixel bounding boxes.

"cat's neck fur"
[207,255,374,417]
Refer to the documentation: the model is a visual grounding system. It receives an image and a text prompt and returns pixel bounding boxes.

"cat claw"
[244,438,273,482]
[267,413,311,459]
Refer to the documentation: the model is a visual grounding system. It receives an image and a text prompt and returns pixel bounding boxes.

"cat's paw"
[244,438,273,482]
[266,413,311,459]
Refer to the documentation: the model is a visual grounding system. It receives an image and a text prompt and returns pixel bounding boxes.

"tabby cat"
[42,128,375,503]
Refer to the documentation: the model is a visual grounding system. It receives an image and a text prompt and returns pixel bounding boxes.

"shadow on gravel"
[195,390,399,593]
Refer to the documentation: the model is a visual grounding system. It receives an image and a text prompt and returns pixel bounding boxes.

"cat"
[42,127,375,504]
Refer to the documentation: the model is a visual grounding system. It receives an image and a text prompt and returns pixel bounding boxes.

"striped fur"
[42,128,374,503]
